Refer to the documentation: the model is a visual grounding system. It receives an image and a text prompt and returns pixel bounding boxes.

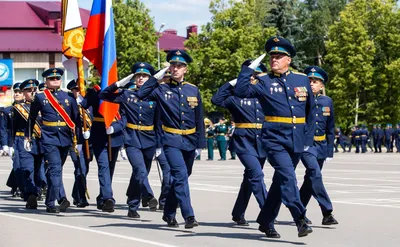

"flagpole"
[77,57,90,159]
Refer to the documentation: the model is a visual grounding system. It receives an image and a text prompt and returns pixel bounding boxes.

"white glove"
[24,139,32,152]
[155,148,162,158]
[249,53,266,70]
[304,146,310,151]
[120,148,128,160]
[83,130,90,139]
[195,149,201,158]
[106,126,114,135]
[76,144,83,153]
[2,145,9,155]
[76,94,84,105]
[326,157,333,162]
[154,67,169,80]
[228,79,237,86]
[9,147,14,157]
[116,73,134,88]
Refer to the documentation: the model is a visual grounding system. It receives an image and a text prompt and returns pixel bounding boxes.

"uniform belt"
[218,133,225,136]
[15,132,24,137]
[355,136,360,138]
[314,135,326,141]
[361,135,367,137]
[42,121,67,127]
[93,117,116,123]
[162,125,196,135]
[235,123,263,129]
[127,123,154,131]
[265,116,306,124]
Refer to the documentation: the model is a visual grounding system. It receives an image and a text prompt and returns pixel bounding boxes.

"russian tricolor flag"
[83,0,119,128]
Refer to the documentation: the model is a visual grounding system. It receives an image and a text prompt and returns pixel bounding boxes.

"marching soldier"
[15,79,44,209]
[360,125,368,153]
[384,123,393,152]
[334,127,346,153]
[99,62,161,217]
[79,77,124,213]
[66,79,93,207]
[26,68,82,213]
[371,124,379,153]
[234,36,315,238]
[393,123,400,152]
[137,49,206,228]
[299,66,338,225]
[215,117,227,160]
[205,118,215,161]
[377,124,384,153]
[2,83,24,197]
[212,59,269,226]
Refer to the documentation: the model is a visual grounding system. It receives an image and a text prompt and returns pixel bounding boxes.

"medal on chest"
[322,106,331,116]
[294,87,308,101]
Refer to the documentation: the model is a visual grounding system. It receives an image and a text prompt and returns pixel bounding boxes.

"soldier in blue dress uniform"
[212,59,269,226]
[100,62,161,218]
[26,68,81,213]
[299,66,338,225]
[2,83,24,197]
[137,50,206,228]
[377,124,384,153]
[66,79,94,207]
[234,36,315,238]
[360,125,368,153]
[79,79,124,213]
[384,123,393,152]
[334,127,346,153]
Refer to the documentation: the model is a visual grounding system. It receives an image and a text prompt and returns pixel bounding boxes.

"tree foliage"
[185,0,276,114]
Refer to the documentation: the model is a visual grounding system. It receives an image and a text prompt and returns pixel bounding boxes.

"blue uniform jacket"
[80,87,124,148]
[0,106,14,146]
[211,81,266,158]
[137,77,206,151]
[377,128,384,139]
[384,128,393,141]
[99,83,161,149]
[304,94,335,159]
[27,89,80,147]
[234,66,316,153]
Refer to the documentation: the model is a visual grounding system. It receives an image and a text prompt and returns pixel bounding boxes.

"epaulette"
[159,82,165,85]
[182,82,197,87]
[36,91,44,94]
[291,71,307,76]
[257,73,268,77]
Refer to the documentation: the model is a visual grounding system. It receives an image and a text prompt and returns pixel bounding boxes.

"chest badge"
[322,106,331,116]
[294,87,308,101]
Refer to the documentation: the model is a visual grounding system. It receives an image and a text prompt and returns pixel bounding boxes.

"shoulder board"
[257,73,268,77]
[291,71,307,76]
[182,82,197,87]
[36,91,44,95]
[159,82,165,85]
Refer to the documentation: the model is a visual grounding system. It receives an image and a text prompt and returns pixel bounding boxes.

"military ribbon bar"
[43,89,76,129]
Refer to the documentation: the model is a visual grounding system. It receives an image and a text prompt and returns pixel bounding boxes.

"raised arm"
[234,66,263,98]
[211,81,235,109]
[99,83,124,103]
[137,77,159,100]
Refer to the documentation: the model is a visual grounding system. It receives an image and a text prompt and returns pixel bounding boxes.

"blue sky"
[78,0,213,36]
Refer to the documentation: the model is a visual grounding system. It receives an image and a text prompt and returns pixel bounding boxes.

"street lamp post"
[157,23,166,70]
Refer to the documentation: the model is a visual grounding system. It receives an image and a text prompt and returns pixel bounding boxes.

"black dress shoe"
[46,207,59,214]
[142,197,149,207]
[296,218,313,237]
[258,225,281,238]
[305,216,312,224]
[128,210,140,218]
[162,216,179,227]
[26,194,38,209]
[97,204,103,210]
[322,214,338,225]
[148,197,158,211]
[102,199,115,212]
[184,216,199,229]
[158,205,164,210]
[59,198,70,212]
[232,217,249,226]
[77,201,89,208]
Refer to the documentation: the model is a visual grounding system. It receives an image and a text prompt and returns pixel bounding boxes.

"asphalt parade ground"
[0,150,399,247]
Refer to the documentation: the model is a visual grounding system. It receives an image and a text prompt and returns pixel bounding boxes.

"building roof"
[159,32,187,51]
[0,2,50,28]
[0,30,62,52]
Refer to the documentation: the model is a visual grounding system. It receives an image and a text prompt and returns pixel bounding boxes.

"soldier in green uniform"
[205,118,215,161]
[215,117,227,160]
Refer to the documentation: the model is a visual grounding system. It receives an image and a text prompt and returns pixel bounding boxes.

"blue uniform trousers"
[43,144,70,208]
[126,146,156,211]
[12,148,25,193]
[163,146,195,220]
[257,148,305,228]
[93,144,119,207]
[299,153,333,215]
[6,169,18,191]
[156,151,172,207]
[361,140,367,153]
[69,147,92,204]
[385,139,392,152]
[39,160,47,188]
[232,154,267,220]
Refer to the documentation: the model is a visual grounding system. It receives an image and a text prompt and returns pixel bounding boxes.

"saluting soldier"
[212,59,269,226]
[234,36,315,238]
[100,62,161,217]
[137,49,206,228]
[26,68,82,213]
[299,66,338,226]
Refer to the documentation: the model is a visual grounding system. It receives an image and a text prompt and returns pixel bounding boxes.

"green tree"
[185,0,276,114]
[326,0,400,130]
[113,0,159,79]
